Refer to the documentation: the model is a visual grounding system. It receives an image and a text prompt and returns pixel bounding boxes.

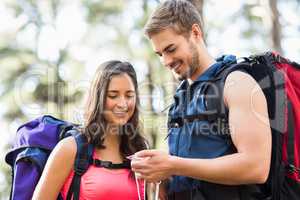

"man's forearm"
[170,152,269,185]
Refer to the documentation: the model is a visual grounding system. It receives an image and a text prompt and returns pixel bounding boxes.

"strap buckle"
[92,159,112,168]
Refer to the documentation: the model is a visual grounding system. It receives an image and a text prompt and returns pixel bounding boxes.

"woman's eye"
[108,95,117,99]
[126,93,135,98]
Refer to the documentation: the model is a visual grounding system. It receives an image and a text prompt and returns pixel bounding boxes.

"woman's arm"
[32,136,77,200]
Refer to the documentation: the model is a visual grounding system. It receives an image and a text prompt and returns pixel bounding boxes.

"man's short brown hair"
[144,0,203,38]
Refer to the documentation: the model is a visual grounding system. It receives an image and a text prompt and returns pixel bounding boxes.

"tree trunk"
[146,61,158,148]
[268,0,283,54]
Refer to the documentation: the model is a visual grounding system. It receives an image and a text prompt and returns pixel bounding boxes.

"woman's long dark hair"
[82,60,147,159]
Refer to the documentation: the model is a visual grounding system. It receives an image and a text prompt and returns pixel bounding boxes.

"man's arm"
[132,71,272,185]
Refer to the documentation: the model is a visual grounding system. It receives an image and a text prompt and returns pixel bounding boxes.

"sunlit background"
[0,0,299,199]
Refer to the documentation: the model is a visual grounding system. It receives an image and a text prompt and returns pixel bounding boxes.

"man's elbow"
[252,163,270,184]
[243,156,270,184]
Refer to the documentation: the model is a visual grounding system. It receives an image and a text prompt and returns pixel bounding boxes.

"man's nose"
[161,54,173,67]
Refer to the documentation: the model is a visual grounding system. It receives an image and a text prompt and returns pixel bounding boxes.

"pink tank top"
[61,153,145,200]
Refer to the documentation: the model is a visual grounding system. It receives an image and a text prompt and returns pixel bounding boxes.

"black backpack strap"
[203,62,251,122]
[91,159,131,169]
[66,134,93,200]
[168,112,220,129]
[286,100,300,174]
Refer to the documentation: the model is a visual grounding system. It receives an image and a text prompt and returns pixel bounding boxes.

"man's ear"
[191,24,203,40]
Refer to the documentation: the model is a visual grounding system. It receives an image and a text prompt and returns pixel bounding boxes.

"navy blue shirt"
[167,55,237,193]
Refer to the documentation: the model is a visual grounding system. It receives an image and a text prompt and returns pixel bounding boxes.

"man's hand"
[158,179,169,200]
[131,150,174,183]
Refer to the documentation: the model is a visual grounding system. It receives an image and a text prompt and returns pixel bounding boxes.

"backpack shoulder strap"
[203,62,251,122]
[66,133,93,200]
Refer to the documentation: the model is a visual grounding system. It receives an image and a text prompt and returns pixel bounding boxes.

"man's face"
[150,28,200,80]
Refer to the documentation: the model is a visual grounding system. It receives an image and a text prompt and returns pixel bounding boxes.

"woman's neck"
[94,125,123,163]
[103,124,121,149]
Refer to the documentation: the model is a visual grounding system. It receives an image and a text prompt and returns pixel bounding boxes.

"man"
[131,0,272,199]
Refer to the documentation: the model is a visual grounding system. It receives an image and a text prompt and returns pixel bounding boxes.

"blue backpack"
[5,115,131,200]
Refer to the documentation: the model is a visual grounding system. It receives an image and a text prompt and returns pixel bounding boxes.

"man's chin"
[173,71,187,81]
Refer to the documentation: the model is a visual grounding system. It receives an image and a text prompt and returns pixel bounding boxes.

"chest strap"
[90,159,131,169]
[168,113,226,128]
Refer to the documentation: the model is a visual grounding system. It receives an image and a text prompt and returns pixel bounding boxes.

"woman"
[32,61,148,200]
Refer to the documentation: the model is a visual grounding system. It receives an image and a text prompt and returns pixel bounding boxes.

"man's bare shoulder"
[223,70,266,108]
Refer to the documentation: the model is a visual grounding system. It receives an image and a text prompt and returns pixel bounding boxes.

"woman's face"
[104,73,136,126]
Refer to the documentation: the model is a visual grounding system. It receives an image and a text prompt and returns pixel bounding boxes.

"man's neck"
[189,53,216,82]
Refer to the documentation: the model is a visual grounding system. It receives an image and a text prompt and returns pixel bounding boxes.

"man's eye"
[167,48,176,53]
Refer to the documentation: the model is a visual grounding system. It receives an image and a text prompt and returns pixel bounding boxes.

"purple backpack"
[5,115,93,200]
